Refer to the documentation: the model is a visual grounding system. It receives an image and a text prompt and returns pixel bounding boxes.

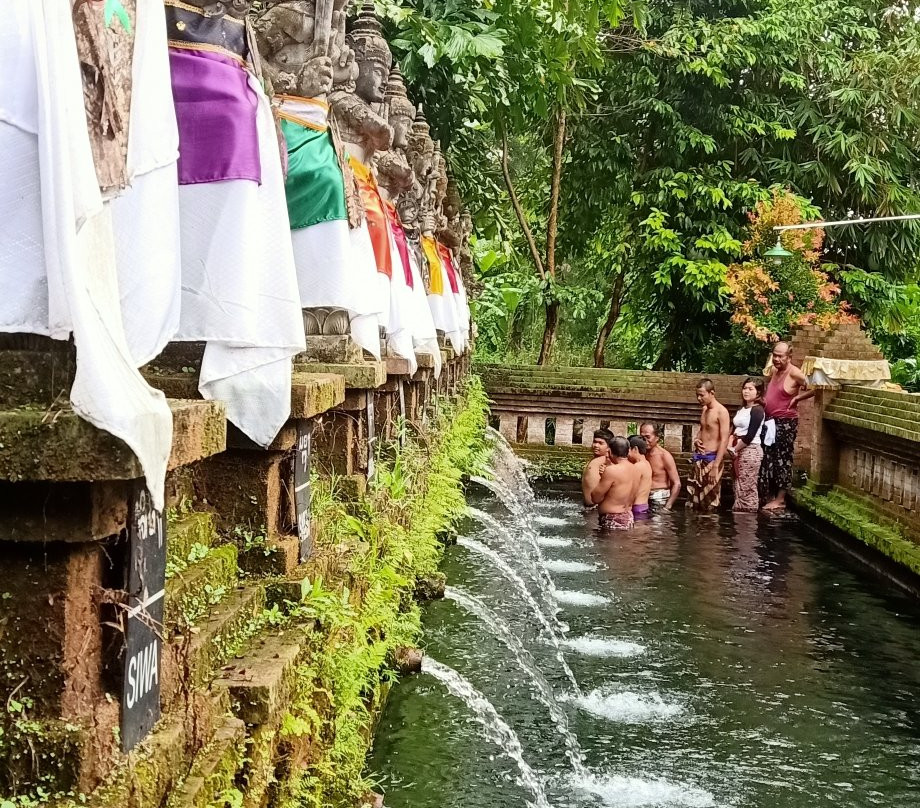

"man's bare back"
[592,460,635,514]
[633,458,652,506]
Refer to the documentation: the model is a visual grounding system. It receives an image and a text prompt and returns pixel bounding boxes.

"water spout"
[447,586,588,775]
[422,657,552,808]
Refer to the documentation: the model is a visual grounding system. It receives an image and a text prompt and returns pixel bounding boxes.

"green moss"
[796,483,920,576]
[271,377,489,808]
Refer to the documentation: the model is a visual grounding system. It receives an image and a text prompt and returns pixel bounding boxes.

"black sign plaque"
[121,481,166,752]
[294,420,312,562]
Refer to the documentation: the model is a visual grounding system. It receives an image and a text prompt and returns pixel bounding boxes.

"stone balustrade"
[479,364,751,457]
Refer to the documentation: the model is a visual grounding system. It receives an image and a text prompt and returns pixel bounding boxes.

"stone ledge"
[291,372,346,418]
[213,628,309,726]
[385,356,412,376]
[0,399,226,483]
[164,716,245,808]
[416,352,436,370]
[293,361,386,390]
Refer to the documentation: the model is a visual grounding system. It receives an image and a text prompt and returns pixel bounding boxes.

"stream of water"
[369,439,920,807]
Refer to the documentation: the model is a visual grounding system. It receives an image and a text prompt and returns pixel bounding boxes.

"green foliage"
[388,0,920,371]
[278,379,490,808]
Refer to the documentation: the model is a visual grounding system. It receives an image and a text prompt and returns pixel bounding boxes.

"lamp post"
[764,212,920,263]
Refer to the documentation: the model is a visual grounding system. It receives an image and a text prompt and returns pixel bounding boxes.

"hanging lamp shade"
[765,237,793,263]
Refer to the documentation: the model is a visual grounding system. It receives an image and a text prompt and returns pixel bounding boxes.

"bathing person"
[582,428,613,507]
[639,422,681,509]
[627,435,652,518]
[760,341,814,511]
[590,436,635,530]
[687,379,730,511]
[729,378,768,513]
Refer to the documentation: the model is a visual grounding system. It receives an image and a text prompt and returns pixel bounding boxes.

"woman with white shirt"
[729,377,767,512]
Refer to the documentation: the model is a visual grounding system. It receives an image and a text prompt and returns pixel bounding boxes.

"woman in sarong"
[729,378,767,513]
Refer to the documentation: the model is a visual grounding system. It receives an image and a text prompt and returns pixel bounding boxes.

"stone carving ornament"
[252,0,355,99]
[375,66,415,202]
[329,0,393,164]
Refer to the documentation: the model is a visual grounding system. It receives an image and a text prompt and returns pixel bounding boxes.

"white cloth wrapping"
[281,98,383,359]
[0,1,172,508]
[175,73,305,446]
[453,260,471,352]
[347,222,385,359]
[110,0,182,365]
[385,232,418,375]
[427,255,464,355]
[407,249,442,378]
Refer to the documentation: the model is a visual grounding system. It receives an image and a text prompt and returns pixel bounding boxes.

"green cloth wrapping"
[281,118,347,229]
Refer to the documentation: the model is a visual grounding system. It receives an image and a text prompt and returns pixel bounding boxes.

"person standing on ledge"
[687,379,730,511]
[760,341,814,511]
[640,422,681,509]
[591,436,636,530]
[581,428,613,507]
[627,435,653,519]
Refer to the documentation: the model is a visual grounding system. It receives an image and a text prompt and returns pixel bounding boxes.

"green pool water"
[369,493,920,808]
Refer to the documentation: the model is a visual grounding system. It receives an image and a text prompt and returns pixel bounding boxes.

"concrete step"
[163,584,267,705]
[213,627,311,726]
[166,511,219,573]
[824,404,920,443]
[165,544,240,631]
[164,716,246,808]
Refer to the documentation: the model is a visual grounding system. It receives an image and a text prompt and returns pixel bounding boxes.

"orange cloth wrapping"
[350,158,391,278]
[422,236,444,294]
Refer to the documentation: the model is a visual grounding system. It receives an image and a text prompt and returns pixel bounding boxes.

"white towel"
[0,1,172,508]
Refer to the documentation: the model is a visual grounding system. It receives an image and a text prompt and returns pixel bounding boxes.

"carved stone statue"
[406,107,437,236]
[252,0,357,99]
[376,67,415,202]
[328,1,393,164]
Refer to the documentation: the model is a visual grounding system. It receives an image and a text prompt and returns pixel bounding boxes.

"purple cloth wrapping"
[169,49,261,185]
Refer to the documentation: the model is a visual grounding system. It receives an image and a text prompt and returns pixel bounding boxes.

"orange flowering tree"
[725,189,856,344]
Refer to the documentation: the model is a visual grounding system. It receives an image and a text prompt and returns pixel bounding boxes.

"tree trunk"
[593,272,626,367]
[499,124,545,279]
[537,301,560,366]
[507,307,525,353]
[545,108,567,279]
[537,109,568,368]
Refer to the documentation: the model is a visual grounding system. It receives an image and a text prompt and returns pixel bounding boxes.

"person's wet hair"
[639,422,659,437]
[606,435,630,458]
[697,378,715,393]
[593,428,614,441]
[628,435,648,455]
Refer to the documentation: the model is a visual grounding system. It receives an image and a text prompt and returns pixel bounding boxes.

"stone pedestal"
[0,340,227,795]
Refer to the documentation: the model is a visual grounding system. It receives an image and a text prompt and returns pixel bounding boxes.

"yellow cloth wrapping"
[801,356,891,386]
[422,236,444,294]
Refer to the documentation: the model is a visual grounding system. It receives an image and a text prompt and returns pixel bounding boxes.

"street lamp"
[765,212,920,264]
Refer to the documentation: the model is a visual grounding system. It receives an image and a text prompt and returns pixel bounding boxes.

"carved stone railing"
[478,364,751,457]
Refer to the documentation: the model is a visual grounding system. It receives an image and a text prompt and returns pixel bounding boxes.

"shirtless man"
[760,341,814,511]
[686,379,730,511]
[590,436,637,530]
[627,435,653,519]
[639,422,681,510]
[581,428,613,507]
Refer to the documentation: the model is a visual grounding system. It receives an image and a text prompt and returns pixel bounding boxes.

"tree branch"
[545,107,567,279]
[499,123,545,279]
